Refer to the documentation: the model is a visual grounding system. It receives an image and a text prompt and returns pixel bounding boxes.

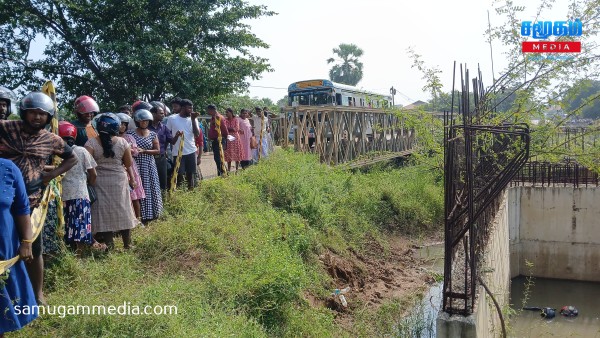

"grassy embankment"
[16,150,443,337]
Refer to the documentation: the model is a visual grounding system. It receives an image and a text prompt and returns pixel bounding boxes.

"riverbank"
[16,150,443,337]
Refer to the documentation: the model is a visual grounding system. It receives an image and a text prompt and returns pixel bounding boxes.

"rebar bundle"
[442,63,530,315]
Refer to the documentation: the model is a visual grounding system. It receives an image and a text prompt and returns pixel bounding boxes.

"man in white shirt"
[165,99,201,190]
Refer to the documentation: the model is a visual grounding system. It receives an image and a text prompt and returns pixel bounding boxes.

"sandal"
[91,241,108,252]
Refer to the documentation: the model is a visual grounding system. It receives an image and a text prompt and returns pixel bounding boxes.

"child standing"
[58,121,105,255]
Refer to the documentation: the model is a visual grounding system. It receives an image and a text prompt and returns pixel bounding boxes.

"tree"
[402,0,600,172]
[407,47,443,112]
[214,93,277,114]
[486,0,600,168]
[563,79,600,119]
[326,43,364,86]
[276,95,288,108]
[0,0,274,110]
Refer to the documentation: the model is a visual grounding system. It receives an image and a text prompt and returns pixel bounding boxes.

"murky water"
[393,244,444,337]
[510,276,600,338]
[403,244,600,337]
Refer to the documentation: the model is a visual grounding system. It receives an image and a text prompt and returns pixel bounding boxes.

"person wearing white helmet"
[0,86,17,120]
[127,109,163,224]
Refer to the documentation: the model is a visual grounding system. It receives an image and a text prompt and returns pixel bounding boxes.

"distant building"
[402,100,428,110]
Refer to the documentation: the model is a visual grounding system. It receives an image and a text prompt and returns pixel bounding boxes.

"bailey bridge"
[271,105,417,166]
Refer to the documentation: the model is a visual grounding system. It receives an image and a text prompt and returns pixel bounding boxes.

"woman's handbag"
[250,136,258,149]
[87,185,98,204]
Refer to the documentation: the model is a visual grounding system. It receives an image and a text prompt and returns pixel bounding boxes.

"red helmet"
[58,121,77,139]
[74,95,100,114]
[132,100,152,112]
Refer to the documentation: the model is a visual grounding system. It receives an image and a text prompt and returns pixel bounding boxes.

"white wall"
[509,186,600,281]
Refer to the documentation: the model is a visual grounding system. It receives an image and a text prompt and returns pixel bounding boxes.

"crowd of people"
[0,86,275,336]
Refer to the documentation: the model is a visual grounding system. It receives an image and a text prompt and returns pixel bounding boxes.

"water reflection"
[510,276,600,337]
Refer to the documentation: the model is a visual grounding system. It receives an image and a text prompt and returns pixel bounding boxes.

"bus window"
[312,92,329,105]
[336,94,342,105]
[299,94,310,105]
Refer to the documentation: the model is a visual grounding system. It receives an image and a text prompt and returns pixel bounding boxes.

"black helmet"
[96,113,120,136]
[0,86,17,117]
[19,92,55,124]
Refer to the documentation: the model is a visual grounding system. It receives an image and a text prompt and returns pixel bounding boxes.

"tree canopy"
[326,43,363,86]
[404,0,600,172]
[563,79,600,119]
[215,93,277,114]
[0,0,274,110]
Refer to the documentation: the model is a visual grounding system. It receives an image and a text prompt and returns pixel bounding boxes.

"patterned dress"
[121,134,145,201]
[127,130,163,222]
[62,145,97,245]
[224,117,242,162]
[85,137,136,233]
[42,200,61,254]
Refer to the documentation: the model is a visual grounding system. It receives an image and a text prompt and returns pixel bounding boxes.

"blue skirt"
[64,199,93,245]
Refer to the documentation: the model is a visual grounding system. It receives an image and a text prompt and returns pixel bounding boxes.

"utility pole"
[390,86,397,107]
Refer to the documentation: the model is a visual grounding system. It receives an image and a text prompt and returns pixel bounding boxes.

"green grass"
[16,150,443,337]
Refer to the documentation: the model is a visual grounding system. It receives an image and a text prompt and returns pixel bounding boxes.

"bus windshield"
[289,90,333,106]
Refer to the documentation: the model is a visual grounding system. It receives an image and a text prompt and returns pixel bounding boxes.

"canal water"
[394,244,444,337]
[510,276,600,338]
[403,244,600,338]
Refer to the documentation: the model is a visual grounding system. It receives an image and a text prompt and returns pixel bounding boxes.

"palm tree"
[327,43,364,86]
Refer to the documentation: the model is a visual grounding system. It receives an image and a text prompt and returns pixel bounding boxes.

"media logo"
[521,19,582,54]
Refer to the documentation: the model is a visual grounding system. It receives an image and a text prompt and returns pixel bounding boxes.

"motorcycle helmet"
[132,100,152,112]
[133,109,153,128]
[19,92,55,124]
[0,86,17,117]
[58,121,77,139]
[74,95,100,115]
[96,113,121,136]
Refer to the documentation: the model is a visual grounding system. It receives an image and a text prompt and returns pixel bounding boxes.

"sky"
[243,0,580,106]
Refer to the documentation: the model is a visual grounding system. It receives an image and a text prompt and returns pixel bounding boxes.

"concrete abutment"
[437,186,600,337]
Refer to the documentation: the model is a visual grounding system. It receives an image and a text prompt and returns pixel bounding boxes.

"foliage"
[276,95,288,108]
[0,0,274,110]
[485,0,600,165]
[16,151,443,337]
[327,43,364,86]
[562,79,600,119]
[213,93,277,115]
[407,47,443,112]
[404,0,600,171]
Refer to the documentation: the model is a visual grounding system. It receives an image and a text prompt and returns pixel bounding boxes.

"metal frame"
[276,106,415,164]
[442,64,530,315]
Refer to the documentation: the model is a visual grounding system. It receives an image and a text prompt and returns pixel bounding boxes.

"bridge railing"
[277,106,416,165]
